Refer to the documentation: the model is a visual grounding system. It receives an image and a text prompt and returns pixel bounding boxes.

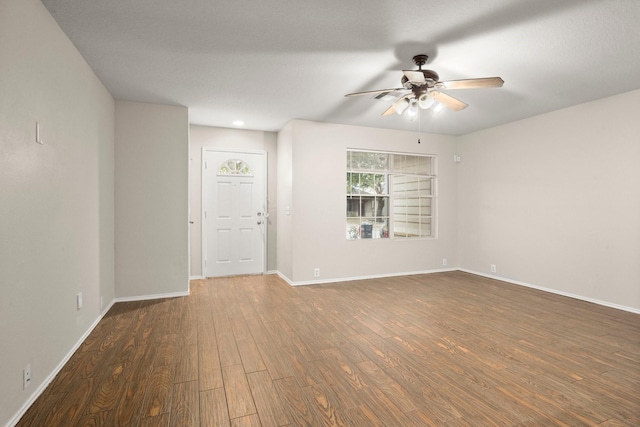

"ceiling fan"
[345,54,504,116]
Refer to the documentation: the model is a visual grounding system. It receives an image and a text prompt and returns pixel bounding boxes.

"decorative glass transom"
[218,159,252,176]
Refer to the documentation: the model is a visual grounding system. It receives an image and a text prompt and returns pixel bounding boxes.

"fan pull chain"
[417,109,422,144]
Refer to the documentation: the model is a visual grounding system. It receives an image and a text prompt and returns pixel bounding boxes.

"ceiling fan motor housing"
[413,85,428,97]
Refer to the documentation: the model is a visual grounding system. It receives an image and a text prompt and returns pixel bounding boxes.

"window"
[218,159,252,176]
[346,149,435,239]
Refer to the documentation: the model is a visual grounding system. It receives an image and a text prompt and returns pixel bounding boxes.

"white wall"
[278,120,458,283]
[0,0,115,424]
[188,125,278,276]
[276,122,294,280]
[458,89,640,311]
[115,101,189,299]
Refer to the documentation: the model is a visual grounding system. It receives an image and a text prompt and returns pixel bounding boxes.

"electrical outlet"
[23,364,31,389]
[442,258,448,266]
[77,292,83,310]
[490,264,497,273]
[313,268,320,278]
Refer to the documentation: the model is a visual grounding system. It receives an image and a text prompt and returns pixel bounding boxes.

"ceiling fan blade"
[431,91,468,111]
[345,88,404,97]
[402,70,426,84]
[373,89,411,101]
[382,94,412,116]
[381,104,397,116]
[437,77,504,90]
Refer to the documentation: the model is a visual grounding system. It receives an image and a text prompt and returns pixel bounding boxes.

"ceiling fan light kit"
[418,93,436,110]
[395,98,410,115]
[406,102,418,118]
[345,54,504,118]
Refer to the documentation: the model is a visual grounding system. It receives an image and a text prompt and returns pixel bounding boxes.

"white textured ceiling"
[42,0,640,135]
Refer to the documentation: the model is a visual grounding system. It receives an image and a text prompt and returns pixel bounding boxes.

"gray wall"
[458,89,640,311]
[277,120,458,284]
[115,101,189,299]
[276,122,294,280]
[0,0,115,423]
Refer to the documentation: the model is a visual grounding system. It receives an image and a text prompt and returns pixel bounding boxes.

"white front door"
[203,150,266,277]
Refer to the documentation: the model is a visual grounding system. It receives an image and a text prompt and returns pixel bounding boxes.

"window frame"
[346,149,436,240]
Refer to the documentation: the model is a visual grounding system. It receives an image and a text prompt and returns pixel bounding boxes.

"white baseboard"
[277,268,458,287]
[277,268,639,314]
[9,268,634,427]
[7,285,190,427]
[190,271,277,280]
[114,290,190,303]
[6,299,116,427]
[459,269,640,315]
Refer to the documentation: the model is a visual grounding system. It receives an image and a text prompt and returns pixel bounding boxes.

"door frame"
[201,147,268,277]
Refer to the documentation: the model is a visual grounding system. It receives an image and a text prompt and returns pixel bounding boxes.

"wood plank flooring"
[16,271,640,426]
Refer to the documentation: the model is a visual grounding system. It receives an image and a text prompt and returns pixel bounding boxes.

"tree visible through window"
[346,149,435,239]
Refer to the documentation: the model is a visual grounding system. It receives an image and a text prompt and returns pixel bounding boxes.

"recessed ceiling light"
[232,120,245,127]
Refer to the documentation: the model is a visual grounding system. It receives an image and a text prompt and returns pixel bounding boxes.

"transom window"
[218,159,252,176]
[346,149,435,240]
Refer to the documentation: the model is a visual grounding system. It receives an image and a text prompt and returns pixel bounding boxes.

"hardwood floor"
[16,272,640,426]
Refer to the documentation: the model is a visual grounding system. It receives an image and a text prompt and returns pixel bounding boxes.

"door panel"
[217,182,232,217]
[239,228,253,261]
[239,183,253,217]
[216,229,231,262]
